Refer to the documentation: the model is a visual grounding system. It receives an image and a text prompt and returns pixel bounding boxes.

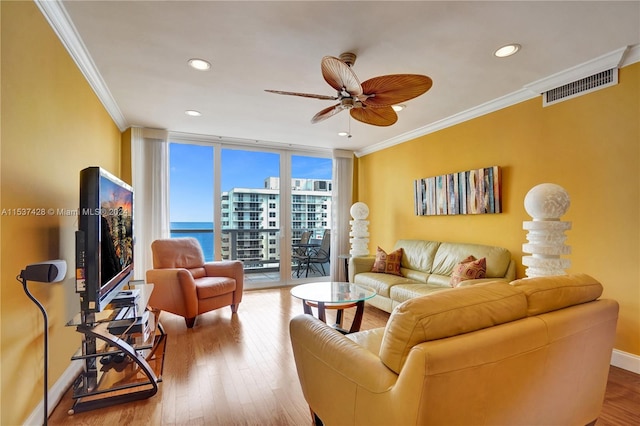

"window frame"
[169,135,333,287]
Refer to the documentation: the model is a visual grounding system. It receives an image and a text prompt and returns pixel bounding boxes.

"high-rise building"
[220,177,332,268]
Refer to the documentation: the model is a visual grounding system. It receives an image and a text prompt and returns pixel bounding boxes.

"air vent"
[543,68,618,106]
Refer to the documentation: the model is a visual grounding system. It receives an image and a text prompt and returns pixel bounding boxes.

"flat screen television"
[77,167,134,313]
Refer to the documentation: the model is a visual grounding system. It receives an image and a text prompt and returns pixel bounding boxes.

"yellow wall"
[357,62,639,356]
[0,3,637,424]
[1,2,122,424]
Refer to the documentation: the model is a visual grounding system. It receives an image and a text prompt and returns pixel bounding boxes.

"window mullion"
[213,143,222,260]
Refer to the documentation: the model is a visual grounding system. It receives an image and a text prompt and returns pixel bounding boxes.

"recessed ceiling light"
[185,110,202,117]
[392,104,406,112]
[188,58,211,71]
[494,44,521,58]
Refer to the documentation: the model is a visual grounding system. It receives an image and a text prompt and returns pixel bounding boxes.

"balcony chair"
[292,230,312,278]
[305,229,330,277]
[146,237,244,328]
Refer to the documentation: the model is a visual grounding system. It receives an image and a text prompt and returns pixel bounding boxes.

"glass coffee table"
[290,282,376,334]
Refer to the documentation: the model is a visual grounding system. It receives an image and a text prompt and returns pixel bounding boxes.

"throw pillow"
[371,246,403,276]
[450,255,486,287]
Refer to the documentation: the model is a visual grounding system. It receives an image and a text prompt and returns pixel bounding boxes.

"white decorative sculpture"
[349,202,370,257]
[522,183,572,277]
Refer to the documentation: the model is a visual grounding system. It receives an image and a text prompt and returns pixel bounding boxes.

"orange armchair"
[146,238,244,328]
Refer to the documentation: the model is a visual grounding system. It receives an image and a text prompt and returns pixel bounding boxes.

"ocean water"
[170,222,214,261]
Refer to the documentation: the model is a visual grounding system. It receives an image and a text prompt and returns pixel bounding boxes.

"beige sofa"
[290,274,618,426]
[349,239,516,312]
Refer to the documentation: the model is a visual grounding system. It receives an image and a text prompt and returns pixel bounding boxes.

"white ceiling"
[51,1,640,154]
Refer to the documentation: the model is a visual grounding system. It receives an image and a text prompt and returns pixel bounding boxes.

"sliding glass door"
[169,140,332,288]
[220,148,282,284]
[291,155,332,279]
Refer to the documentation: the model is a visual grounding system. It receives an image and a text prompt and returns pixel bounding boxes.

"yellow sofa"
[349,239,516,312]
[290,274,618,426]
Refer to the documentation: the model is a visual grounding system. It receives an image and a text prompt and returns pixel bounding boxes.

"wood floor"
[49,287,639,426]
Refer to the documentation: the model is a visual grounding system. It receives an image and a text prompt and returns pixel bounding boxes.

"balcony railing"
[169,226,328,276]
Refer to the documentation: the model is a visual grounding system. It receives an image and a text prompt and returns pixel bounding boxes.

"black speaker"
[20,260,67,283]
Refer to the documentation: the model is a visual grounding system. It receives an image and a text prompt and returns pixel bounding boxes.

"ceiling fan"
[265,52,433,127]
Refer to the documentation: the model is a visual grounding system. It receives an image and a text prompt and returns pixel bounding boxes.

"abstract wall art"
[414,166,501,216]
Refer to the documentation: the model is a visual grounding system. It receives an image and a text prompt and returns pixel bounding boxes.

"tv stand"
[66,283,166,414]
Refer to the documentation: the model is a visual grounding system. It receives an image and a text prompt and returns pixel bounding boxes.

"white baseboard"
[611,349,640,374]
[23,360,83,426]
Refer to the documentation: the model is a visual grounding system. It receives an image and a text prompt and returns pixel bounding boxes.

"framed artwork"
[414,166,501,216]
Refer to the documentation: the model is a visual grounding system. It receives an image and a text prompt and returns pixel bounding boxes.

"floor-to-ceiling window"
[291,155,333,278]
[169,140,332,288]
[221,148,282,283]
[169,143,214,260]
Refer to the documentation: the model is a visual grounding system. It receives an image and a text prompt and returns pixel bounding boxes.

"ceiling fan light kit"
[266,52,432,128]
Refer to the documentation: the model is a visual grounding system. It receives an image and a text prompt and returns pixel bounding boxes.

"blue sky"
[169,143,332,222]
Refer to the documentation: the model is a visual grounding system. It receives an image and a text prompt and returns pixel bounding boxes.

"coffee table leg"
[303,300,312,315]
[317,302,326,323]
[349,300,365,333]
[301,299,364,333]
[335,309,344,328]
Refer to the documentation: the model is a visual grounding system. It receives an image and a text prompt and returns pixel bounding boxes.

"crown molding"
[35,0,128,131]
[524,46,631,94]
[355,44,639,158]
[622,43,640,67]
[355,88,537,158]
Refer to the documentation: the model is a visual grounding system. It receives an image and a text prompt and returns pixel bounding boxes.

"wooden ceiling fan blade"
[265,89,338,100]
[311,104,343,124]
[350,105,397,127]
[361,74,432,107]
[321,56,363,96]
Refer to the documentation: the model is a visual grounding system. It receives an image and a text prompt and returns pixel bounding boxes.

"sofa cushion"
[390,283,451,304]
[426,273,454,287]
[401,269,430,283]
[345,327,385,354]
[394,240,440,273]
[353,272,415,298]
[379,281,528,373]
[510,273,603,316]
[449,256,486,287]
[195,276,237,299]
[371,246,403,276]
[431,242,511,278]
[151,237,205,269]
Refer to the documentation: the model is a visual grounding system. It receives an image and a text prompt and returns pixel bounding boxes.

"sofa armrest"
[504,259,516,281]
[349,255,376,282]
[146,268,198,318]
[290,314,397,392]
[203,260,243,279]
[204,260,244,304]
